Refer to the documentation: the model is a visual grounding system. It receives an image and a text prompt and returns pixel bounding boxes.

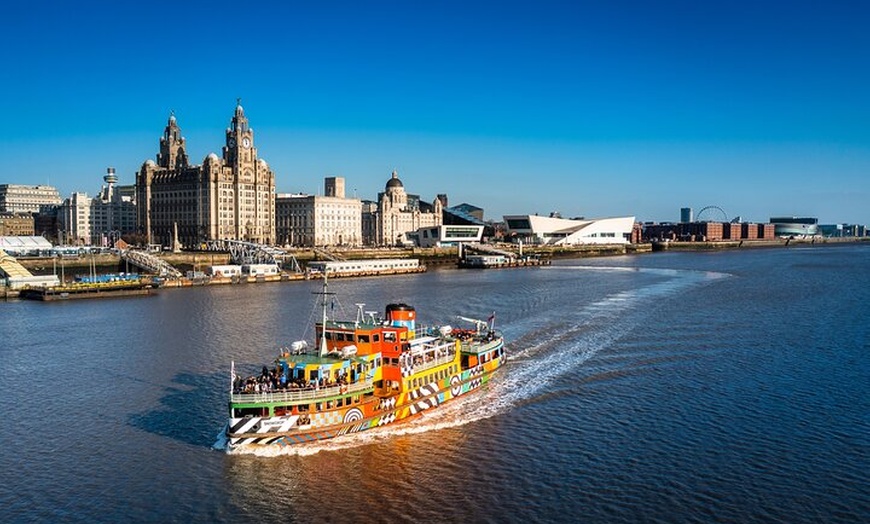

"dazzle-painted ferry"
[225,279,505,450]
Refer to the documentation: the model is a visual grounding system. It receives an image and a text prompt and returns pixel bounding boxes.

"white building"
[275,177,362,247]
[58,168,137,245]
[409,224,484,248]
[504,214,636,245]
[0,184,62,214]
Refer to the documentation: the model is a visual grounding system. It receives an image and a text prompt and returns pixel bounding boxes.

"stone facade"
[0,184,62,214]
[0,213,35,236]
[136,102,276,248]
[364,171,442,246]
[276,177,362,247]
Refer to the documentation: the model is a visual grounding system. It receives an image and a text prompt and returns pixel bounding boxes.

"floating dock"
[19,281,154,301]
[457,254,550,269]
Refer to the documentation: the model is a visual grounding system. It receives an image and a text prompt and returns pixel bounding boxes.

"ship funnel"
[385,303,415,338]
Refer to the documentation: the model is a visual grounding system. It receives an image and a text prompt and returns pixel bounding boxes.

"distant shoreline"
[10,236,869,275]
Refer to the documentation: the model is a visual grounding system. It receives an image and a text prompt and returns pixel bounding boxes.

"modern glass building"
[769,217,819,237]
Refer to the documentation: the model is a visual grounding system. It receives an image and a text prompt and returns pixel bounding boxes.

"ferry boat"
[225,278,505,450]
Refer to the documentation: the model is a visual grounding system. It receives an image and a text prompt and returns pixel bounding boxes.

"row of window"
[408,365,458,389]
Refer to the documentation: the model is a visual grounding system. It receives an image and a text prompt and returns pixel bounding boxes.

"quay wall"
[652,236,869,251]
[9,237,867,280]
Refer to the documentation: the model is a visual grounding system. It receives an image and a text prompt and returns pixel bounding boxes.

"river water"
[1,245,868,523]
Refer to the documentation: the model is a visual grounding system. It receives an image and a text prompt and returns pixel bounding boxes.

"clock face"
[228,138,236,148]
[243,137,251,148]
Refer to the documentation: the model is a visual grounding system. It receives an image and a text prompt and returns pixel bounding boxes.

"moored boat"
[224,278,505,451]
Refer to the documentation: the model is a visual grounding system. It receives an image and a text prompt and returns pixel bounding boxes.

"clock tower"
[223,98,256,175]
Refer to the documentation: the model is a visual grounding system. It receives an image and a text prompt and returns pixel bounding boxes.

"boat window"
[373,334,380,342]
[298,404,309,412]
[358,334,370,343]
[315,402,322,412]
[325,332,333,340]
[235,407,267,418]
[384,332,396,342]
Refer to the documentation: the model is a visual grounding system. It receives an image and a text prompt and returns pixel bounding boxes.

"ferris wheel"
[696,206,729,223]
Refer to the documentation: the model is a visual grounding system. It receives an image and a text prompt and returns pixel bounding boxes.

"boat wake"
[224,265,729,456]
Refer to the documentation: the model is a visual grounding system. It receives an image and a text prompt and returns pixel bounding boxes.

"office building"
[136,102,276,248]
[275,177,362,247]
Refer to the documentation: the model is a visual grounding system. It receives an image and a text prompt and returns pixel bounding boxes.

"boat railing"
[230,377,374,404]
[411,351,457,373]
[460,335,503,354]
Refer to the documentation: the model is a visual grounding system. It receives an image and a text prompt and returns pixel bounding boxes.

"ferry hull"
[227,349,505,450]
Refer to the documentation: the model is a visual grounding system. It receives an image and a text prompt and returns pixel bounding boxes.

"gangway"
[463,243,516,259]
[204,239,286,264]
[203,239,303,273]
[120,249,183,278]
[0,249,33,278]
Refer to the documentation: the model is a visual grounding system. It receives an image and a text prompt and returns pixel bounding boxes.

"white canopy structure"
[503,215,635,245]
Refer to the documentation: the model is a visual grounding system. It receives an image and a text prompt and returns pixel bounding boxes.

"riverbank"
[650,236,869,251]
[4,237,867,301]
[10,237,869,277]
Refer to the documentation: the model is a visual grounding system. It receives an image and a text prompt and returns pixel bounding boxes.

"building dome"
[145,159,156,167]
[206,152,219,161]
[385,170,403,190]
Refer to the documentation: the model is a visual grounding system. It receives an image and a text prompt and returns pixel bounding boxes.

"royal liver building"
[136,101,276,248]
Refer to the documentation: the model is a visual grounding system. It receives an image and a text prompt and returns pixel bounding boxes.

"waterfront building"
[57,192,92,245]
[819,223,868,237]
[504,214,635,245]
[360,200,378,246]
[136,102,276,248]
[57,168,137,246]
[644,221,775,242]
[443,202,495,238]
[0,213,35,236]
[770,217,819,237]
[0,184,62,214]
[409,224,485,248]
[275,177,362,247]
[680,207,694,223]
[363,170,443,246]
[444,203,485,223]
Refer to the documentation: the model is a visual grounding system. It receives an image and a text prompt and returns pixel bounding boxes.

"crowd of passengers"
[233,365,352,394]
[452,329,497,343]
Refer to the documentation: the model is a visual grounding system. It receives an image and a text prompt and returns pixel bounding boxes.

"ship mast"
[317,273,333,357]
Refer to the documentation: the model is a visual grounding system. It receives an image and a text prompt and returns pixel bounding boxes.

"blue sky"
[2,1,868,224]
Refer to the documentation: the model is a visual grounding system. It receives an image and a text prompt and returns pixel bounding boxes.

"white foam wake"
[227,265,728,456]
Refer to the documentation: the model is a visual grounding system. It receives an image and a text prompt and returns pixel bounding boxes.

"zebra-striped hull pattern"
[227,361,502,450]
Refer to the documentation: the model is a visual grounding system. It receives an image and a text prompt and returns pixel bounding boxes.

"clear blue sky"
[2,1,868,224]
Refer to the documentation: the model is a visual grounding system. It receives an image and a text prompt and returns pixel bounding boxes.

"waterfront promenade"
[2,237,866,301]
